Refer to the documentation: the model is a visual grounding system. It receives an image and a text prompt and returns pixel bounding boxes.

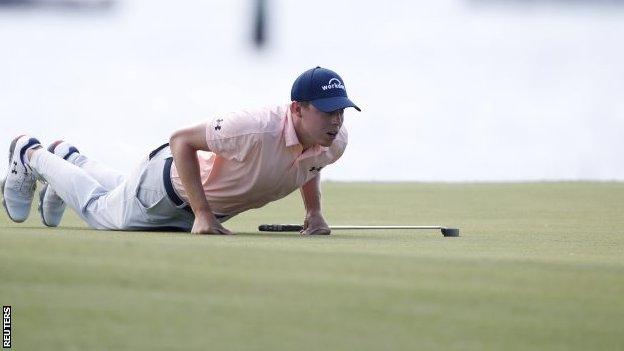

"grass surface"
[1,182,623,350]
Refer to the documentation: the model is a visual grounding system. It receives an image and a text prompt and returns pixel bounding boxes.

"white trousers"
[29,146,195,231]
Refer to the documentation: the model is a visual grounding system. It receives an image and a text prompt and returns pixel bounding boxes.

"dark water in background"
[1,0,623,181]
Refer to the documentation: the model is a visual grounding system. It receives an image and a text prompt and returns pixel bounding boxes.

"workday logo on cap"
[291,66,361,113]
[322,78,345,91]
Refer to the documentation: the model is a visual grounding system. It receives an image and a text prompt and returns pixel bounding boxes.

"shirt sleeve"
[204,111,261,161]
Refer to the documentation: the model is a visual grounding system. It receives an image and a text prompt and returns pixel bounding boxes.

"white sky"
[1,0,623,181]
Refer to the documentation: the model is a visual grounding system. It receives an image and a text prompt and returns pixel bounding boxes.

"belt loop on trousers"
[149,143,194,215]
[163,157,191,212]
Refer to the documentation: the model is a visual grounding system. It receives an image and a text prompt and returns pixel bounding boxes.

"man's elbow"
[169,129,181,145]
[169,124,209,152]
[169,129,189,152]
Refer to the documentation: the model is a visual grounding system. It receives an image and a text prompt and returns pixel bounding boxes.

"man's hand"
[191,211,233,235]
[299,175,330,235]
[300,211,331,235]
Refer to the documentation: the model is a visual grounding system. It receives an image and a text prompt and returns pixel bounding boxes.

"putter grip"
[258,224,304,232]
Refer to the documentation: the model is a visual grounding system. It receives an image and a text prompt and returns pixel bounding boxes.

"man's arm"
[169,123,232,235]
[299,174,331,235]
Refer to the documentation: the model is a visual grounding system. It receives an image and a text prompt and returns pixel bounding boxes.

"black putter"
[258,225,460,237]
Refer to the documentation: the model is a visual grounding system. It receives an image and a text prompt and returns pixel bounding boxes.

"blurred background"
[1,0,623,181]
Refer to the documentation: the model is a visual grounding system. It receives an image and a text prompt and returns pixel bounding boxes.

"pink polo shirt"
[170,104,348,216]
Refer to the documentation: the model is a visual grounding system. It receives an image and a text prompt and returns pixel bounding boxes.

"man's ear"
[290,101,302,118]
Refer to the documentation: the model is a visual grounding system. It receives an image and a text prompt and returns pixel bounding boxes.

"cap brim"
[310,96,361,113]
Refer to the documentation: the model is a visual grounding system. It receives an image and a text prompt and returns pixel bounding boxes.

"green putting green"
[1,182,623,350]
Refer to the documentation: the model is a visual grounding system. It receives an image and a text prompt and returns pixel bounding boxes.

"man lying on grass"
[1,67,360,235]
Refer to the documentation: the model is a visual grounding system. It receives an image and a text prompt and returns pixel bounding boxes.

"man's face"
[297,103,344,147]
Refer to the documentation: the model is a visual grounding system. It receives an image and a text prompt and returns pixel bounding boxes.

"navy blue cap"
[291,67,361,113]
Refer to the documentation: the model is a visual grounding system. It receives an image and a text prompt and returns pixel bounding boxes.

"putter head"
[258,224,304,232]
[441,228,460,237]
